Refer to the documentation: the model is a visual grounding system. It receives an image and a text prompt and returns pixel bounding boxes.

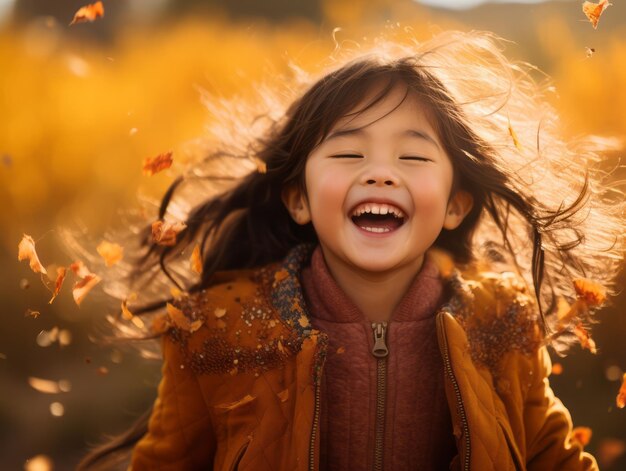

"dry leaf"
[18,234,47,274]
[582,0,612,29]
[151,220,186,246]
[585,47,596,58]
[166,303,202,333]
[142,151,173,176]
[48,266,67,304]
[151,313,171,335]
[190,244,203,274]
[69,261,101,306]
[574,323,597,353]
[573,278,607,307]
[96,241,123,267]
[24,309,40,319]
[571,426,592,447]
[69,1,104,26]
[214,307,227,318]
[278,389,289,402]
[617,373,626,409]
[508,121,522,150]
[251,156,267,174]
[274,269,289,283]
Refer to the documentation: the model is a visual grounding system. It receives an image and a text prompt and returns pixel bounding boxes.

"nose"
[361,168,400,187]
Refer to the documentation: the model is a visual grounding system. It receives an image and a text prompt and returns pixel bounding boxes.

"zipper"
[309,373,322,471]
[436,312,470,471]
[309,335,327,471]
[371,321,389,471]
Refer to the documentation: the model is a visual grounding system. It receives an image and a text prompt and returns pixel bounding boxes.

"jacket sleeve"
[524,345,598,471]
[130,333,216,470]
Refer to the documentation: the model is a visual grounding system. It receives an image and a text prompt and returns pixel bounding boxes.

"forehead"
[330,83,436,134]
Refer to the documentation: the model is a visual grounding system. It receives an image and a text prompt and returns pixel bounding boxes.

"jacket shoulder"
[162,264,300,376]
[445,262,544,376]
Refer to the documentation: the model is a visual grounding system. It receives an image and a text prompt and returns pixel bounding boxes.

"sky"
[416,0,551,9]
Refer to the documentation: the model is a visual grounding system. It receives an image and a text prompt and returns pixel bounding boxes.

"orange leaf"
[151,220,186,246]
[48,267,67,304]
[571,426,592,447]
[96,240,123,267]
[166,303,202,333]
[574,323,597,354]
[142,151,173,176]
[617,373,626,409]
[69,1,104,26]
[190,244,203,274]
[69,261,101,306]
[18,234,47,274]
[151,313,171,335]
[508,121,522,150]
[582,0,612,29]
[573,278,607,307]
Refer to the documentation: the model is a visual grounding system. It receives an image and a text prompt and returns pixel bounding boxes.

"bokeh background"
[1,0,625,469]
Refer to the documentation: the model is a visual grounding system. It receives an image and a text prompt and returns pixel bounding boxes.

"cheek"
[305,165,349,215]
[411,171,453,214]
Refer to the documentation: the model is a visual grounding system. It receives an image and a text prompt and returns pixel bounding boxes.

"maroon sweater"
[300,246,457,471]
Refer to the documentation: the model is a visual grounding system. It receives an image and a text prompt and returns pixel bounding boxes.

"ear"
[281,184,312,225]
[443,189,474,230]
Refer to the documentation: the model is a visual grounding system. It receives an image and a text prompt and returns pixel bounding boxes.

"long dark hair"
[75,30,625,469]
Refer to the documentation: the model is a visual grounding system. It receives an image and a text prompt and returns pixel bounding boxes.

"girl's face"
[283,85,473,277]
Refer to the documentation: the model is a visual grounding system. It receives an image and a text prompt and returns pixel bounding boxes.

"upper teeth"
[351,202,405,218]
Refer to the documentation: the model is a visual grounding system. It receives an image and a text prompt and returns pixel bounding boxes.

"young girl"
[78,30,624,470]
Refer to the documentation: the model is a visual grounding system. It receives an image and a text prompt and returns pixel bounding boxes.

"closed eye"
[399,156,431,161]
[330,154,363,159]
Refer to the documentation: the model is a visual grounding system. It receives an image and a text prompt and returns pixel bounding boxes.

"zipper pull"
[371,322,389,358]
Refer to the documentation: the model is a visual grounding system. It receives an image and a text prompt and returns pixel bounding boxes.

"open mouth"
[350,203,405,233]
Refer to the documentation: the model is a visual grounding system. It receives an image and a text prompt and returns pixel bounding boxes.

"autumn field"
[1,0,626,469]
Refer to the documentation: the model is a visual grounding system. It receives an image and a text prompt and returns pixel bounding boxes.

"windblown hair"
[74,30,625,469]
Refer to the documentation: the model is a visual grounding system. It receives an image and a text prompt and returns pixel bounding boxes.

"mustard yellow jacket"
[130,245,598,470]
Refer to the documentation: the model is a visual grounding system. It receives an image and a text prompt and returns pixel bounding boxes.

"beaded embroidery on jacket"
[167,243,542,382]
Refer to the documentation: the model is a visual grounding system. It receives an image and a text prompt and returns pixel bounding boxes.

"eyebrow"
[324,127,441,150]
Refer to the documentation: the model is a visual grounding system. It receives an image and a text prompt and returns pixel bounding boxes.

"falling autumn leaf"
[69,261,101,306]
[24,309,40,319]
[508,120,522,150]
[573,278,607,307]
[617,373,626,409]
[190,244,203,274]
[18,234,47,274]
[585,47,596,58]
[69,1,104,26]
[166,303,202,333]
[142,151,173,176]
[151,220,187,246]
[48,266,67,304]
[571,426,593,447]
[582,0,612,29]
[96,240,124,267]
[574,323,597,353]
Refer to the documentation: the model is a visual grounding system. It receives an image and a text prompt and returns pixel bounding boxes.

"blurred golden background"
[1,0,625,469]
